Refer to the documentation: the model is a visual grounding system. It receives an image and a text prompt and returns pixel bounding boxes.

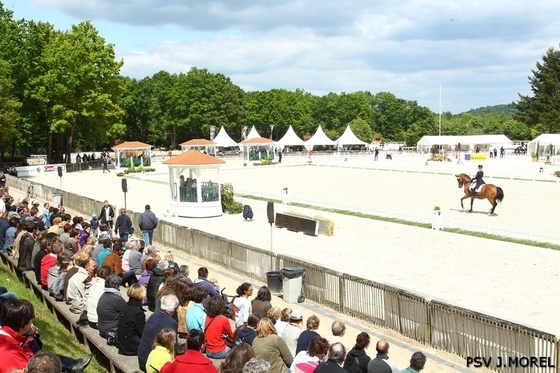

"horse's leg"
[460,195,469,210]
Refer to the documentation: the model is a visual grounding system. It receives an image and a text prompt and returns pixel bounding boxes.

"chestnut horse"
[455,173,504,214]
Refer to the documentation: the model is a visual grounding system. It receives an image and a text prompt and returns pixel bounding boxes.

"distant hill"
[462,103,515,115]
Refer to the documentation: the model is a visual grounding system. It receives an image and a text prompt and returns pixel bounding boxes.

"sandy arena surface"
[16,152,560,340]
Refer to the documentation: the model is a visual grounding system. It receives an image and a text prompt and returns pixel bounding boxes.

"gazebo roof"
[240,137,276,145]
[112,141,152,150]
[179,139,217,146]
[163,151,225,166]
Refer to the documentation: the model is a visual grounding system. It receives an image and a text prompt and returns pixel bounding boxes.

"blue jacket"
[137,310,177,372]
[186,302,206,332]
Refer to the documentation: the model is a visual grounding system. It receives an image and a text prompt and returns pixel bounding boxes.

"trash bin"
[52,192,63,209]
[280,267,305,303]
[266,271,283,295]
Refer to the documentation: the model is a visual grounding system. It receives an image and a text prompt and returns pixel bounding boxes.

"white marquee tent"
[276,125,306,147]
[305,126,337,148]
[416,135,513,150]
[213,126,239,147]
[527,134,560,156]
[336,125,367,146]
[246,126,261,140]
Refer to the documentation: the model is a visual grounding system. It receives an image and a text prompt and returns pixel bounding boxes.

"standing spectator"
[374,148,379,161]
[251,286,272,317]
[86,265,112,329]
[252,317,293,373]
[138,294,179,372]
[343,332,371,373]
[234,282,253,327]
[76,153,82,163]
[115,208,133,242]
[99,200,115,237]
[295,315,320,354]
[204,296,234,359]
[102,152,110,173]
[97,274,126,338]
[282,309,303,357]
[398,352,426,373]
[314,343,347,373]
[145,328,176,373]
[367,340,399,373]
[117,284,147,356]
[274,307,292,337]
[138,204,158,245]
[160,329,218,373]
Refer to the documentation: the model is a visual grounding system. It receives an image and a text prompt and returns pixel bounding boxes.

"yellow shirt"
[145,345,173,373]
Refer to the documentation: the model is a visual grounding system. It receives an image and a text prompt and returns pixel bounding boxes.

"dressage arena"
[23,152,560,337]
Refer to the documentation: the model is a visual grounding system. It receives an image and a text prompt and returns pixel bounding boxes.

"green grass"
[236,193,560,251]
[0,265,107,373]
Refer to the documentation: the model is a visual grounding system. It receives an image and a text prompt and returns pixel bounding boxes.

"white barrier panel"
[15,164,67,177]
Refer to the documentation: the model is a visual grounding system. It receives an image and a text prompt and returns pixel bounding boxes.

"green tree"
[0,59,21,160]
[348,118,373,142]
[515,45,560,133]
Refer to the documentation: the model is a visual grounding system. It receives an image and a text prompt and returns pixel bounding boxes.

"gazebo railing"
[179,183,219,202]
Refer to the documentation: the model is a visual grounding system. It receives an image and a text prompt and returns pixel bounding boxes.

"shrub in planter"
[221,182,243,214]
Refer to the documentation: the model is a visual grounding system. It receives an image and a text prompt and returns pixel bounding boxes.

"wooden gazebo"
[162,151,225,218]
[240,137,276,161]
[179,139,217,155]
[112,141,152,168]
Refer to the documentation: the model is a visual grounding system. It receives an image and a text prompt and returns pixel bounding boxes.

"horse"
[455,173,504,214]
[514,145,527,155]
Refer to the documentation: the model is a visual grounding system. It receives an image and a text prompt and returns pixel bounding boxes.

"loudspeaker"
[121,178,128,193]
[57,166,63,177]
[267,201,274,224]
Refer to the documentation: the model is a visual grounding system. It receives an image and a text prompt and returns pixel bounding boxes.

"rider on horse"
[471,164,485,199]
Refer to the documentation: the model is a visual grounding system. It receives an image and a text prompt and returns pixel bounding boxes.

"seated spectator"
[58,223,72,248]
[24,352,61,373]
[314,343,347,373]
[96,238,112,267]
[274,308,292,337]
[0,286,17,324]
[290,336,329,373]
[147,259,169,311]
[91,233,109,263]
[102,241,138,287]
[63,229,80,256]
[86,265,112,329]
[252,317,293,373]
[186,286,208,332]
[80,236,96,258]
[78,222,90,247]
[97,274,126,338]
[234,283,253,327]
[295,315,320,354]
[343,332,371,373]
[330,320,347,348]
[2,216,19,255]
[128,240,143,275]
[139,257,157,305]
[234,313,260,346]
[251,286,272,317]
[243,358,271,373]
[49,255,72,301]
[0,299,93,373]
[267,306,281,324]
[160,329,218,373]
[117,284,147,356]
[66,255,96,314]
[16,220,36,272]
[145,328,176,373]
[282,309,303,357]
[400,351,427,373]
[39,241,60,290]
[138,294,180,372]
[194,267,219,297]
[178,264,193,284]
[219,342,255,373]
[204,295,234,359]
[48,217,63,235]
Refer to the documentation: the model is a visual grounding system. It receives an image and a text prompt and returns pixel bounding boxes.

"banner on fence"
[15,164,67,177]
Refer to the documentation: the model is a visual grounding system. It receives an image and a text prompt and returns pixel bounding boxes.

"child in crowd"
[210,278,220,292]
[90,213,99,238]
[145,328,176,373]
[164,250,174,262]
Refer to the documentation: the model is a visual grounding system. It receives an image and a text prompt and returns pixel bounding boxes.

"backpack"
[221,288,238,320]
[242,205,253,220]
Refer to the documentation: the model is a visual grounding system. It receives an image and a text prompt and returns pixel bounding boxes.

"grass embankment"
[0,264,107,373]
[237,194,560,251]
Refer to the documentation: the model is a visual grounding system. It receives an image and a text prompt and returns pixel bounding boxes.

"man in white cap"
[282,309,304,357]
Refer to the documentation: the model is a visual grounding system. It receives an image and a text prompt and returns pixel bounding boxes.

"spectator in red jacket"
[40,242,62,289]
[204,295,233,359]
[160,329,217,373]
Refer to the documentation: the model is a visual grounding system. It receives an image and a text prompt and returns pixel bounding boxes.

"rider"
[471,164,485,199]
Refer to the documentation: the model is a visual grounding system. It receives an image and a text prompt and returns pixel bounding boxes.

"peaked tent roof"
[213,126,239,147]
[528,134,560,146]
[246,126,261,140]
[417,135,513,147]
[276,125,306,147]
[305,126,337,147]
[336,125,367,146]
[163,151,225,165]
[112,141,152,149]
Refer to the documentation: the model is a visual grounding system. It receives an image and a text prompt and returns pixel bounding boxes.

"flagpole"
[438,84,442,137]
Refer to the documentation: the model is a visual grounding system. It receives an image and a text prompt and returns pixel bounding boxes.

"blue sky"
[3,0,559,114]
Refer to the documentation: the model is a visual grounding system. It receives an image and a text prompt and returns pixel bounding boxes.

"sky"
[2,0,559,114]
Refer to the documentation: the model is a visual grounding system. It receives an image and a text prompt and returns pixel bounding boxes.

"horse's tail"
[496,187,504,203]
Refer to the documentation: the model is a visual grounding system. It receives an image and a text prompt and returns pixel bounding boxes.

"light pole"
[270,125,274,140]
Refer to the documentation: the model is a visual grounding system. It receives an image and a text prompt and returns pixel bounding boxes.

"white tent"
[336,125,367,146]
[276,125,306,147]
[213,126,239,147]
[527,134,560,157]
[246,126,261,140]
[417,135,513,150]
[305,126,337,148]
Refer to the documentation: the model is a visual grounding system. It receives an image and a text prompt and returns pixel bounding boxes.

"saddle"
[469,181,485,193]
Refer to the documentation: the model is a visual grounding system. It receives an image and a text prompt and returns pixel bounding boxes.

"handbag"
[106,328,118,347]
[130,226,135,234]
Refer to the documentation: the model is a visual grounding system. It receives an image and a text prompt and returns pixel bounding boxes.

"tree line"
[0,3,554,163]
